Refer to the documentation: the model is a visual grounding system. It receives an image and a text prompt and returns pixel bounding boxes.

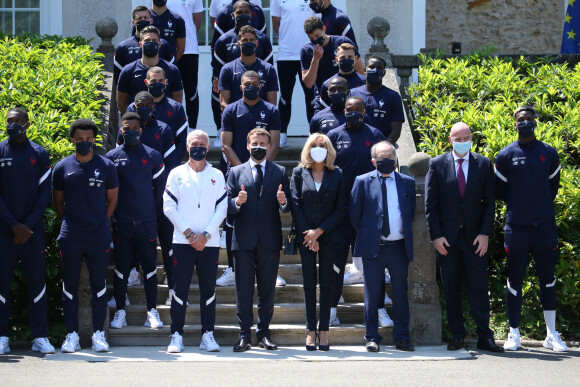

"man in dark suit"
[350,141,415,352]
[425,122,503,352]
[227,128,291,352]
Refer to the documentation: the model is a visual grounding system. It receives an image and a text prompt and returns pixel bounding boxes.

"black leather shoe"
[258,336,278,350]
[366,341,380,352]
[233,337,251,352]
[477,338,505,353]
[396,340,415,352]
[447,337,465,351]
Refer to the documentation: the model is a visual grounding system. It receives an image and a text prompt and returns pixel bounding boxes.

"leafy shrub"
[409,51,580,340]
[0,35,105,342]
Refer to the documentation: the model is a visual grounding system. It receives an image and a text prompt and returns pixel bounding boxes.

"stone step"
[107,323,394,346]
[109,283,382,305]
[114,303,381,326]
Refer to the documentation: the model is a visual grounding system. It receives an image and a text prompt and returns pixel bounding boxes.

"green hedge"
[408,50,580,341]
[0,34,105,341]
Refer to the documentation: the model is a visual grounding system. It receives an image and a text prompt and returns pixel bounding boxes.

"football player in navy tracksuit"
[52,119,118,353]
[308,0,358,48]
[106,112,166,331]
[0,108,55,355]
[495,106,568,352]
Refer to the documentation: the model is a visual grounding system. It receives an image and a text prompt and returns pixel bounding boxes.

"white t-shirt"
[209,0,263,18]
[270,0,315,61]
[164,0,204,55]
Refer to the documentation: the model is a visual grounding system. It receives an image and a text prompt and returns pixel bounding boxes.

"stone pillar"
[366,17,393,68]
[407,152,441,345]
[95,17,118,73]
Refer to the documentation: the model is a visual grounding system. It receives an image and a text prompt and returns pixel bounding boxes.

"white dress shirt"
[249,157,267,181]
[379,171,404,241]
[452,151,469,182]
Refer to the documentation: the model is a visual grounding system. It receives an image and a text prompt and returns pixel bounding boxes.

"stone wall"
[426,0,565,54]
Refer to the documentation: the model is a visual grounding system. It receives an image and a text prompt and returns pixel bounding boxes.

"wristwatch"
[203,231,211,241]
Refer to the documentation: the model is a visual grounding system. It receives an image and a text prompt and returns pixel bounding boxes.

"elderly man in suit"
[350,141,415,352]
[227,128,291,352]
[425,122,503,352]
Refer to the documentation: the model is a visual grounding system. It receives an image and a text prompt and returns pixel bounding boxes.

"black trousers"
[330,219,355,307]
[177,54,199,129]
[234,243,280,340]
[437,228,493,340]
[299,237,334,331]
[276,60,316,132]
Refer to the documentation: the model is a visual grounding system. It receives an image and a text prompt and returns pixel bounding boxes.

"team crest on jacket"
[167,110,173,117]
[142,157,148,166]
[155,132,161,141]
[30,157,36,165]
[365,139,371,148]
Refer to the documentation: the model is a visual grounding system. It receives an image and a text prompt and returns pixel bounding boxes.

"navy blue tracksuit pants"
[113,221,158,311]
[277,60,316,132]
[170,244,219,335]
[505,225,558,328]
[0,231,48,338]
[59,238,110,333]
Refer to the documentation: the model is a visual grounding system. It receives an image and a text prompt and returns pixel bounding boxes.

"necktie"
[381,176,390,238]
[255,164,263,195]
[457,159,466,198]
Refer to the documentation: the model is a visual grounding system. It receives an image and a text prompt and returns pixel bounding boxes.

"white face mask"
[310,146,328,163]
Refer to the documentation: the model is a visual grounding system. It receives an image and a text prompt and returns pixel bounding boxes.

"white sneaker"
[329,307,340,326]
[384,269,391,285]
[503,327,521,351]
[167,332,184,353]
[61,332,80,353]
[164,275,168,285]
[276,274,287,287]
[214,130,222,148]
[110,309,127,329]
[31,337,55,354]
[127,268,141,287]
[216,267,235,287]
[0,336,10,355]
[107,294,130,308]
[338,295,345,304]
[543,331,568,352]
[145,308,164,329]
[384,293,393,305]
[200,331,220,352]
[378,308,394,328]
[91,330,110,352]
[279,133,288,148]
[343,266,364,284]
[219,230,227,248]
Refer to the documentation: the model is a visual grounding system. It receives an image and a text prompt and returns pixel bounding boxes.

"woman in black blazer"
[290,133,346,351]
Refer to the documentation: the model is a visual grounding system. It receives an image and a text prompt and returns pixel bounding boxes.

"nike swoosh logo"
[234,72,241,75]
[134,74,141,78]
[67,172,74,176]
[237,114,244,117]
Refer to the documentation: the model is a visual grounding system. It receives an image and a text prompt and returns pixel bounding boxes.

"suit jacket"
[289,165,346,243]
[425,151,495,245]
[349,170,416,260]
[227,160,290,251]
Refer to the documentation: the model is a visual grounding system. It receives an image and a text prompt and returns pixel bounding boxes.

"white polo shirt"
[165,0,204,55]
[270,0,315,61]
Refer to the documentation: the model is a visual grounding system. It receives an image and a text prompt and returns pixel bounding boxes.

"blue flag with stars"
[562,0,580,53]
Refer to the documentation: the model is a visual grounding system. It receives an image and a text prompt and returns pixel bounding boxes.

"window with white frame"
[0,0,40,35]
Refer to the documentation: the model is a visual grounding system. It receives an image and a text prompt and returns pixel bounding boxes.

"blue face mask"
[329,92,347,107]
[6,122,26,139]
[135,20,150,32]
[75,141,93,156]
[136,106,153,123]
[366,68,384,84]
[311,35,325,46]
[123,130,141,147]
[452,140,471,156]
[309,1,323,13]
[338,58,355,73]
[147,82,165,98]
[376,158,395,175]
[235,14,251,28]
[189,146,207,161]
[345,111,364,128]
[142,41,159,57]
[517,120,535,137]
[240,42,256,56]
[243,85,260,100]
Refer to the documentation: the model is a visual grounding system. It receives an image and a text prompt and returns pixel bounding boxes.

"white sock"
[509,326,520,336]
[543,310,556,335]
[352,256,363,272]
[330,307,337,315]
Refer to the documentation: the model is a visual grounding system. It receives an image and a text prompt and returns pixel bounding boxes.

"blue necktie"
[381,176,390,238]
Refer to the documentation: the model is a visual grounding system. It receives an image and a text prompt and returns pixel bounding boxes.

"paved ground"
[1,345,579,386]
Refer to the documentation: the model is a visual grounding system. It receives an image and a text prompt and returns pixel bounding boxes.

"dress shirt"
[378,171,404,241]
[452,151,469,182]
[249,157,267,181]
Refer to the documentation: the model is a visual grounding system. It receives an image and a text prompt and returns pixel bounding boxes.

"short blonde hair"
[299,133,336,170]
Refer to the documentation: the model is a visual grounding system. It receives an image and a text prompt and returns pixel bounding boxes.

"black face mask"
[366,68,384,84]
[6,122,26,139]
[250,146,267,161]
[338,58,355,73]
[241,42,256,56]
[329,92,347,107]
[376,158,395,175]
[123,130,141,147]
[189,146,207,161]
[345,111,364,128]
[142,41,159,57]
[75,141,93,156]
[153,0,167,6]
[135,20,150,32]
[243,85,260,100]
[517,120,535,137]
[311,35,325,46]
[309,1,323,13]
[148,82,166,98]
[235,14,251,28]
[136,106,154,123]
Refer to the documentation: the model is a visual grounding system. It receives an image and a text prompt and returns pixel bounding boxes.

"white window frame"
[0,0,61,35]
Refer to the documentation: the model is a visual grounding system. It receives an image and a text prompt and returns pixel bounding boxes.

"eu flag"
[562,0,580,53]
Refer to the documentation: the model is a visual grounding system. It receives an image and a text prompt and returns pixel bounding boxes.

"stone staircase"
[106,139,395,347]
